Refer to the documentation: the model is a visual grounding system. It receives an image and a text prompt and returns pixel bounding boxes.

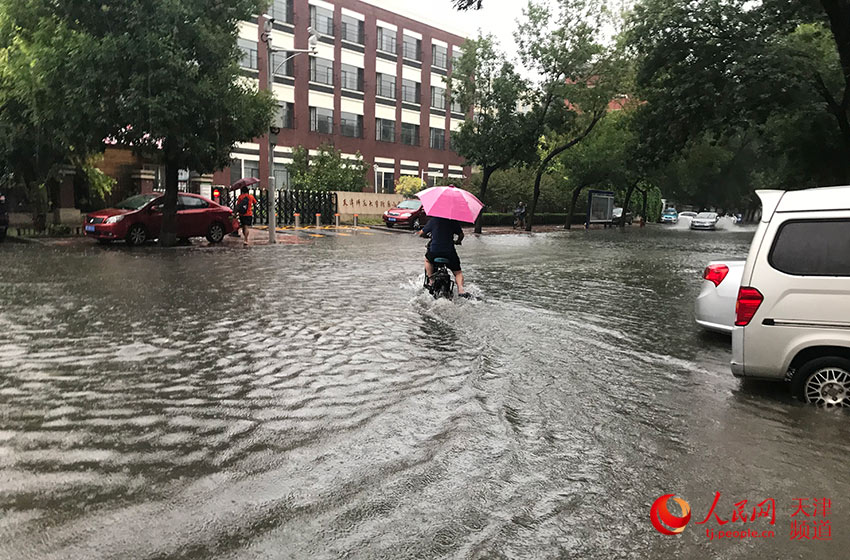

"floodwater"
[1,226,847,559]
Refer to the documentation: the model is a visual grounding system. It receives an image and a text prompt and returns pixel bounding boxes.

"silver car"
[690,212,718,230]
[695,260,745,334]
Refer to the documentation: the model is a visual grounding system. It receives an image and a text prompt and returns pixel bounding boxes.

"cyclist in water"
[416,216,468,297]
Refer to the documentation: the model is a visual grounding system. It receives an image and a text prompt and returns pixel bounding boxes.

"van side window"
[769,219,850,276]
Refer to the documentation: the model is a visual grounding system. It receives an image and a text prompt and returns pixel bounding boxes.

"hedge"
[479,213,587,226]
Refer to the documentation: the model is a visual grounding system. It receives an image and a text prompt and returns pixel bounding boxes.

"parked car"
[85,193,239,245]
[383,199,428,229]
[695,261,745,334]
[690,212,718,230]
[660,208,678,224]
[0,192,8,241]
[611,207,633,225]
[732,186,850,406]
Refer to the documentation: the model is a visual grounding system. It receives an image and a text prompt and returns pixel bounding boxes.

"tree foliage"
[450,34,538,232]
[395,175,425,198]
[516,0,630,230]
[0,0,275,243]
[287,144,369,192]
[626,0,850,187]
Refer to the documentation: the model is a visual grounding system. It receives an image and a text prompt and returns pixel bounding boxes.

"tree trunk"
[473,165,494,234]
[565,185,584,229]
[620,181,637,229]
[159,139,180,247]
[526,111,606,232]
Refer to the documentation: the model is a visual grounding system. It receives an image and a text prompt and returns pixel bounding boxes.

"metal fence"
[221,188,338,226]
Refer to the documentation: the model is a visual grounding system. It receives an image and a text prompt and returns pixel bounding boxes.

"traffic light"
[212,188,221,204]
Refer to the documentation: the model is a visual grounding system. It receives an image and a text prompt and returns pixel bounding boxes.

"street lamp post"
[261,15,318,244]
[373,164,379,193]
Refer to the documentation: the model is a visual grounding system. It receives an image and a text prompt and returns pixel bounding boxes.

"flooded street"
[1,226,846,558]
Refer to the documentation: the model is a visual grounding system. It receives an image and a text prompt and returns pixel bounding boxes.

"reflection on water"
[1,227,848,559]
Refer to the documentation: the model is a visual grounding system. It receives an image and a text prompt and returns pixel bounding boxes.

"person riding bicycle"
[417,216,469,297]
[514,201,527,229]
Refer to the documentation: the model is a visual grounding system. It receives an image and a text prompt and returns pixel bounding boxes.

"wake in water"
[670,215,755,232]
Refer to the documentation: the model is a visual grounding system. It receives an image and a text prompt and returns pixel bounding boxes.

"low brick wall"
[335,191,403,222]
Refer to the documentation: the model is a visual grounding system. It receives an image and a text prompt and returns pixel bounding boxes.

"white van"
[731,186,850,407]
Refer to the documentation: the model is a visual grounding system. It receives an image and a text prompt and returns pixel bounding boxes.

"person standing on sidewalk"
[236,186,257,246]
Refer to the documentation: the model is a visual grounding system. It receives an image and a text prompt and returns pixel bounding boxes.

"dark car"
[383,199,428,229]
[0,192,8,241]
[85,193,239,245]
[611,207,633,225]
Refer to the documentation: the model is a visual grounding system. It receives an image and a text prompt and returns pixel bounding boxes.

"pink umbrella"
[229,177,260,191]
[416,185,483,223]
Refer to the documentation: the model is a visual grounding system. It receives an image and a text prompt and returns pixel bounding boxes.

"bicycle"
[424,257,455,300]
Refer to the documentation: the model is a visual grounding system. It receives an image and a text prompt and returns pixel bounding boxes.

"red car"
[85,193,239,245]
[382,199,428,229]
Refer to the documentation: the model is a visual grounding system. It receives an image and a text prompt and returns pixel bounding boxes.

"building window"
[432,44,448,69]
[451,48,462,70]
[275,102,294,129]
[271,51,294,77]
[376,73,396,99]
[402,35,421,61]
[401,123,420,146]
[230,159,243,185]
[376,118,395,142]
[341,14,364,44]
[245,161,260,179]
[430,86,446,110]
[310,107,334,134]
[378,171,395,194]
[270,0,293,24]
[310,57,334,85]
[341,63,364,91]
[450,92,463,114]
[340,112,363,138]
[238,39,258,70]
[430,128,445,150]
[273,163,290,190]
[377,27,397,54]
[310,5,334,36]
[401,79,420,104]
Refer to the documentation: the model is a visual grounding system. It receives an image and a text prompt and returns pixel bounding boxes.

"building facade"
[215,0,469,194]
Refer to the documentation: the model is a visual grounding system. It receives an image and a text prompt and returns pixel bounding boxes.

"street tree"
[0,0,275,245]
[287,144,368,192]
[451,34,538,233]
[0,3,110,222]
[558,109,637,228]
[626,0,850,186]
[395,176,425,198]
[516,0,629,231]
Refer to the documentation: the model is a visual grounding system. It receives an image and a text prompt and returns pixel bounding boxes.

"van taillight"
[703,264,729,287]
[735,287,763,326]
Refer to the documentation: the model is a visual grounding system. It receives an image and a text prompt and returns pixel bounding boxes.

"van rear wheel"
[792,357,850,407]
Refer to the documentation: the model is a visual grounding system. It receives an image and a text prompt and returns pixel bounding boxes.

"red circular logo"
[650,494,691,535]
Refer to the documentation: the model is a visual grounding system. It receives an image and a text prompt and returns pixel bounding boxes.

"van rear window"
[769,219,850,276]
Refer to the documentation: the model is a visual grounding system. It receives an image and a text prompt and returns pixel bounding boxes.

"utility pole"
[261,15,318,244]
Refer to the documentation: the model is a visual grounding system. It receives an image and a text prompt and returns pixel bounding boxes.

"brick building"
[218,0,469,194]
[96,0,469,203]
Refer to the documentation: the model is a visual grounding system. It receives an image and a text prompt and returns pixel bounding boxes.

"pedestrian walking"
[236,186,257,246]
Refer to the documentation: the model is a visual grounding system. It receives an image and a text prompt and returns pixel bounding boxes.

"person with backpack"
[236,186,257,246]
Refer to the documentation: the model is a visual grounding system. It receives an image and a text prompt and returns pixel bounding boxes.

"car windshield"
[613,208,623,217]
[397,200,421,210]
[663,211,676,216]
[114,194,158,210]
[697,212,716,219]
